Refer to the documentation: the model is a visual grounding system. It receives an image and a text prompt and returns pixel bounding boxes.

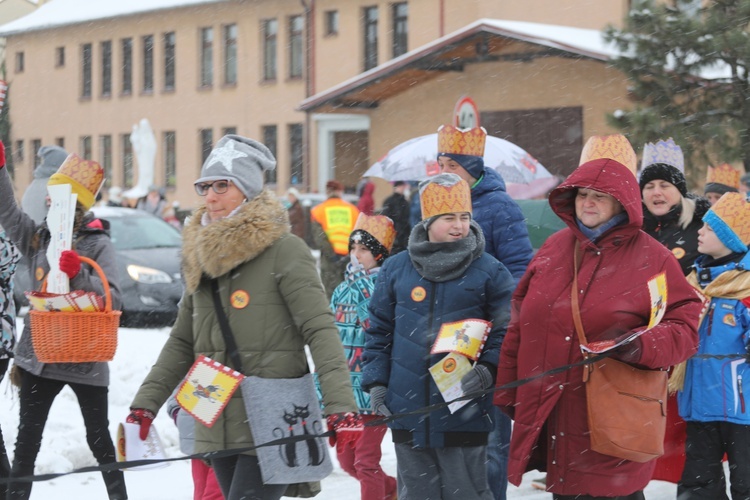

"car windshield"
[107,215,182,251]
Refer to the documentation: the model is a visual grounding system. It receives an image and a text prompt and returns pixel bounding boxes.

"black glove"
[368,385,391,416]
[460,364,493,396]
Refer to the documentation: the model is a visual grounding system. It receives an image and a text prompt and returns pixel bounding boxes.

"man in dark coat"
[379,181,411,254]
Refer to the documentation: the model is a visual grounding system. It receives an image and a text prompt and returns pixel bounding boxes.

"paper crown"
[706,163,741,189]
[46,154,105,210]
[420,174,472,220]
[704,192,750,251]
[579,134,637,176]
[641,138,684,173]
[437,125,486,157]
[352,214,396,252]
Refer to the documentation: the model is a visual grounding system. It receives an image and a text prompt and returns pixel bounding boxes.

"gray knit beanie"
[195,134,276,200]
[35,145,68,178]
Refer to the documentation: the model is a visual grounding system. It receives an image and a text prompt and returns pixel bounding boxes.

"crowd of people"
[0,127,747,500]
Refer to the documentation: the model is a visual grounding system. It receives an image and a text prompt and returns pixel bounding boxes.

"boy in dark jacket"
[362,173,514,500]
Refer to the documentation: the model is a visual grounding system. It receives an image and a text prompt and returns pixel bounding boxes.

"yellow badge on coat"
[411,286,426,302]
[35,266,44,281]
[230,290,250,309]
[672,247,686,259]
[723,313,736,327]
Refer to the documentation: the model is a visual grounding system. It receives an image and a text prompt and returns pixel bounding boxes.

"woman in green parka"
[128,135,359,500]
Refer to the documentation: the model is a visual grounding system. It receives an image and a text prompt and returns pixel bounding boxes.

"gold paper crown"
[420,178,472,220]
[579,134,637,176]
[46,154,105,210]
[437,125,486,157]
[352,214,396,252]
[706,163,741,189]
[710,192,750,245]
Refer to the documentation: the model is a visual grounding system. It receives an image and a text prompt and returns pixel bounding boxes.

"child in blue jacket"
[362,173,514,500]
[677,192,750,499]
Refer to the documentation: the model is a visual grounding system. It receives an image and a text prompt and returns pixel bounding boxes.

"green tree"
[604,0,750,184]
[0,60,12,177]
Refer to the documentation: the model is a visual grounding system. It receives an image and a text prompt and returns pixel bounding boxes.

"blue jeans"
[487,407,510,500]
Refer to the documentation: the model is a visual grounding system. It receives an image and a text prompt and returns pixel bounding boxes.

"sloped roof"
[0,0,226,36]
[299,19,621,112]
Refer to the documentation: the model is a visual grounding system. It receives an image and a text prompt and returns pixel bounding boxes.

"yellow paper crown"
[420,176,472,220]
[437,125,486,157]
[706,163,741,189]
[709,192,750,246]
[352,214,396,252]
[579,134,637,176]
[46,154,105,210]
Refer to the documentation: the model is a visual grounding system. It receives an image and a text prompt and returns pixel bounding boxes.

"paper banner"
[431,318,491,361]
[176,355,244,428]
[116,422,168,470]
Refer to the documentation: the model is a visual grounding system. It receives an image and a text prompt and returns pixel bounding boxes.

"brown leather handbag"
[572,246,667,463]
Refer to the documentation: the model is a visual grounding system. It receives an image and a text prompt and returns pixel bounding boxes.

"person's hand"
[59,250,81,279]
[0,141,5,169]
[326,412,363,452]
[126,408,156,440]
[368,385,391,417]
[460,364,493,397]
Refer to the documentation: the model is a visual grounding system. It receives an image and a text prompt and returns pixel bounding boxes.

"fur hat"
[703,192,750,253]
[47,154,104,210]
[419,173,472,228]
[349,214,395,265]
[195,134,276,201]
[437,125,487,179]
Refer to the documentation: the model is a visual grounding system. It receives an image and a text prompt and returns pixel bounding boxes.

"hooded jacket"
[471,168,533,283]
[0,167,120,386]
[131,191,356,454]
[494,158,701,497]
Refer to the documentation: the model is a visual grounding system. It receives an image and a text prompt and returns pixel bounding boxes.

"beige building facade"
[0,0,632,209]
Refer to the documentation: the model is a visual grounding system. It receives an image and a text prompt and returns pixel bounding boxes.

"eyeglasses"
[195,180,231,196]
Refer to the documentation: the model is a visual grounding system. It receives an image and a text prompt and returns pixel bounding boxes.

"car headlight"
[127,265,173,284]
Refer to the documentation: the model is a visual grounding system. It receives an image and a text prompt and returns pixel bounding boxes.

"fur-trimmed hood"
[181,190,290,293]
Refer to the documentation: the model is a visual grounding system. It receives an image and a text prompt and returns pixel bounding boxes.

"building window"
[30,139,41,180]
[15,52,24,73]
[100,135,112,188]
[262,19,277,81]
[222,127,237,136]
[164,32,176,91]
[200,128,213,168]
[122,133,134,188]
[80,136,92,160]
[200,27,213,87]
[55,47,65,67]
[289,16,304,79]
[81,43,92,98]
[392,3,408,58]
[223,24,237,85]
[55,137,65,148]
[101,40,112,96]
[325,10,339,36]
[164,131,176,188]
[143,35,154,92]
[262,125,277,184]
[363,7,378,71]
[289,124,303,185]
[15,140,24,164]
[122,38,133,94]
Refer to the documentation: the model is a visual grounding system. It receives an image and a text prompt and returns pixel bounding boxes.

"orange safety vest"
[311,197,360,255]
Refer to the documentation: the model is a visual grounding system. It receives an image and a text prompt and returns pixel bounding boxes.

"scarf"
[407,220,485,282]
[669,255,750,392]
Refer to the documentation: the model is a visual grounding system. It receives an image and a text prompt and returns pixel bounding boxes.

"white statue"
[122,118,156,200]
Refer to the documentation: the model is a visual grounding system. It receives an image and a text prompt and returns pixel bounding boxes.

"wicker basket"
[29,256,121,363]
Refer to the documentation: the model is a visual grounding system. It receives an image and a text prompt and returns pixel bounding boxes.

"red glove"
[326,412,363,452]
[0,141,5,169]
[126,408,156,440]
[59,250,81,279]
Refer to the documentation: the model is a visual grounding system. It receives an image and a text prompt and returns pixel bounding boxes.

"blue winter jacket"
[471,168,533,284]
[361,250,514,448]
[678,253,750,425]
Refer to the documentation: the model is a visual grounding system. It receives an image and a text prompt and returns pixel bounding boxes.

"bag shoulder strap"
[210,279,245,375]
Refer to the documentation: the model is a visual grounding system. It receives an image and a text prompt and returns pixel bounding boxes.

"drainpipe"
[301,0,315,192]
[439,0,445,37]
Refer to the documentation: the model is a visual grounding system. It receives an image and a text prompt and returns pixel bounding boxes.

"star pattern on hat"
[205,140,248,173]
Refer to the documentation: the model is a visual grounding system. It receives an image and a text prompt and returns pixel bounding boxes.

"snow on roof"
[0,0,227,36]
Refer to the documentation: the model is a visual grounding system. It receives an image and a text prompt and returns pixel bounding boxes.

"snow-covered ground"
[0,320,679,499]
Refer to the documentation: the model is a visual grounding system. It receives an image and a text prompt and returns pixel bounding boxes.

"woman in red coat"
[494,143,702,499]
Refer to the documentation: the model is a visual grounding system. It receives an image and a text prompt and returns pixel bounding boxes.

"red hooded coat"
[494,158,701,496]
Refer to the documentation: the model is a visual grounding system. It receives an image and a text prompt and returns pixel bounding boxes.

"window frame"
[262,125,278,184]
[101,40,112,97]
[81,43,92,98]
[324,10,339,36]
[363,6,378,71]
[288,15,304,79]
[142,34,154,93]
[289,123,303,185]
[55,46,65,68]
[164,131,177,188]
[199,128,213,169]
[199,27,214,87]
[223,24,238,85]
[121,38,133,95]
[164,31,176,91]
[262,18,278,81]
[100,135,112,188]
[392,2,408,58]
[121,133,134,188]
